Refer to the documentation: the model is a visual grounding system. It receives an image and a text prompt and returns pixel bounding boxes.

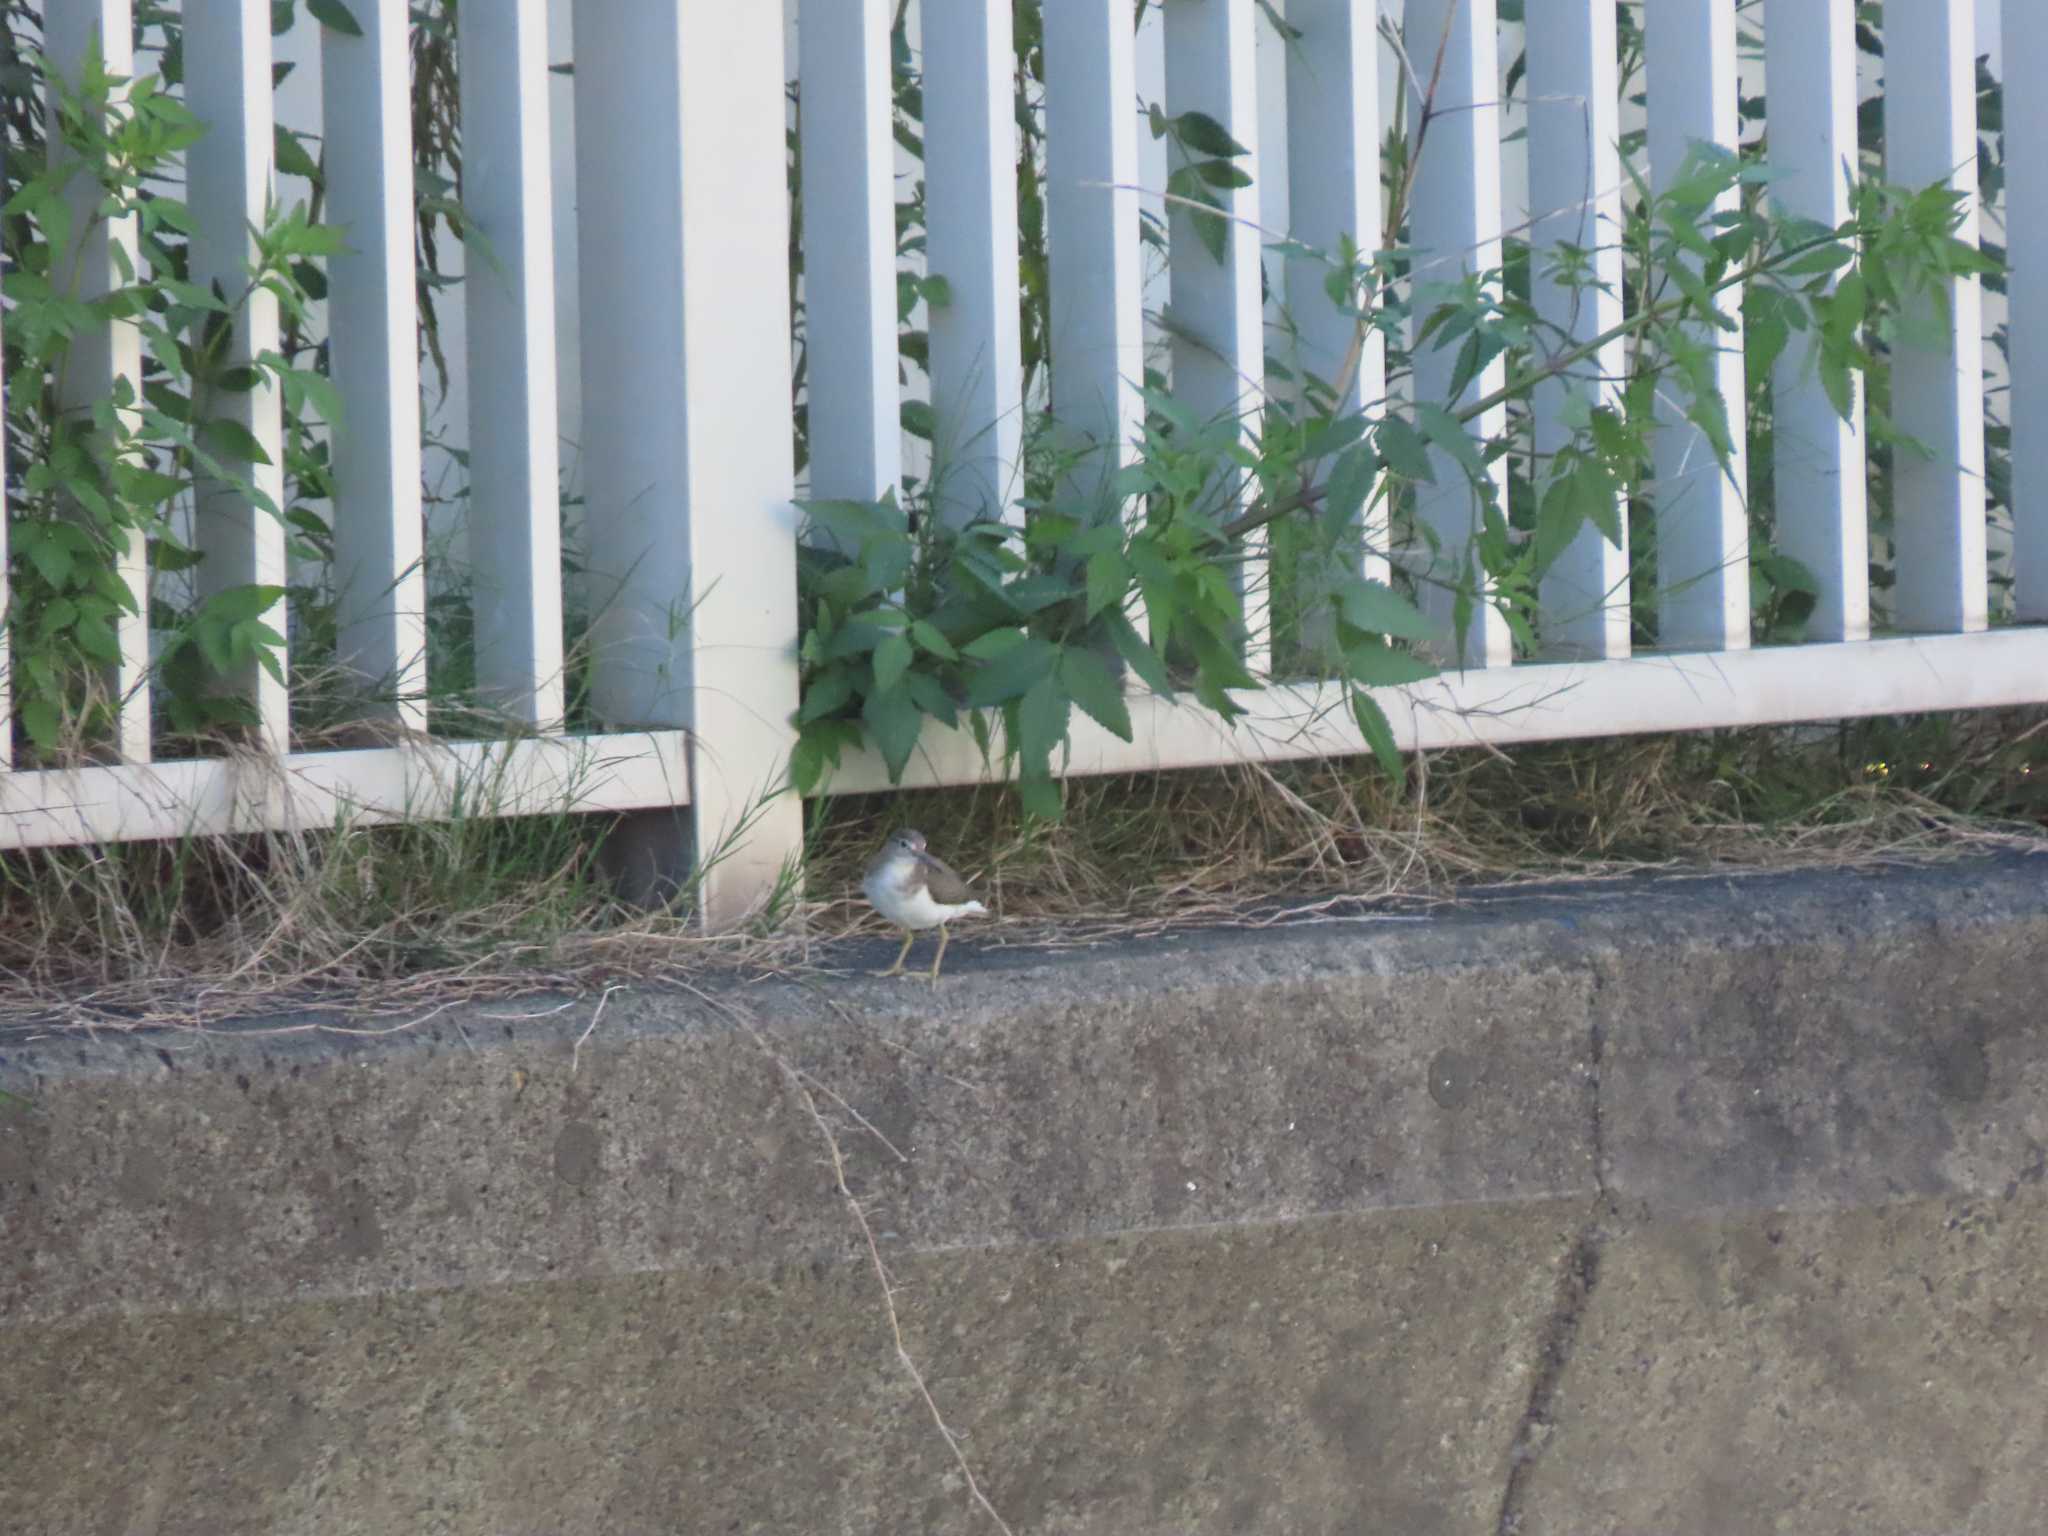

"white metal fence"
[7,0,2047,929]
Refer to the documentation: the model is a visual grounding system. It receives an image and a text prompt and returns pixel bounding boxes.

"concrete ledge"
[4,857,2046,1532]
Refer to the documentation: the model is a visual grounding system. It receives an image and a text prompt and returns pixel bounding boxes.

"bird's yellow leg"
[928,924,950,983]
[872,928,915,978]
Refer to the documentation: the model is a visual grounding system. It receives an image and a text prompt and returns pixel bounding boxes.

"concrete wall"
[4,857,2047,1532]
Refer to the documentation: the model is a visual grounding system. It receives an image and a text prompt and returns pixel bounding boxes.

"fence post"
[1527,0,1630,660]
[2011,0,2048,623]
[321,0,428,726]
[798,0,902,516]
[1285,0,1387,597]
[923,0,1026,528]
[1644,0,1751,651]
[1402,0,1514,668]
[44,0,151,762]
[572,0,804,929]
[458,0,566,728]
[1164,0,1270,677]
[183,0,290,753]
[1764,0,1869,644]
[1885,0,1988,634]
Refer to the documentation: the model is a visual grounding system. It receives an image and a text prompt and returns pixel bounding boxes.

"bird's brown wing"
[914,849,972,904]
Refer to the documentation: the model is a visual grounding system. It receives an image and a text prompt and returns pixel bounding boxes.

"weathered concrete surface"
[2,856,2046,1533]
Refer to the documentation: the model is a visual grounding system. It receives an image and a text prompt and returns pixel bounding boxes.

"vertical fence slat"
[1164,0,1270,677]
[1044,0,1146,508]
[0,215,9,764]
[1644,0,1750,652]
[1884,0,1986,634]
[1764,0,1868,643]
[574,0,802,928]
[321,3,427,725]
[2011,0,2048,622]
[1403,0,1513,667]
[1527,0,1629,660]
[458,0,566,726]
[798,0,902,512]
[923,0,1025,526]
[184,0,290,752]
[1044,0,1150,655]
[1285,0,1387,590]
[44,0,151,761]
[0,287,8,768]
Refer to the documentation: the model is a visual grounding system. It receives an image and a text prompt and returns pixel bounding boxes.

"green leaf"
[1085,550,1128,619]
[872,630,914,693]
[967,635,1058,705]
[20,699,59,751]
[1320,441,1379,532]
[1058,647,1133,742]
[230,619,285,659]
[203,585,285,624]
[1535,468,1589,571]
[825,616,891,660]
[1746,283,1799,390]
[1107,610,1174,696]
[1778,243,1853,276]
[909,619,957,660]
[1754,551,1820,596]
[200,416,272,466]
[962,626,1028,660]
[862,684,925,782]
[1349,690,1405,781]
[789,729,831,794]
[306,0,363,35]
[1375,416,1436,482]
[1014,672,1071,775]
[802,494,896,548]
[1415,403,1485,479]
[1174,110,1249,159]
[1576,457,1624,550]
[274,125,322,181]
[272,219,347,258]
[798,668,855,723]
[1344,638,1438,688]
[113,465,186,505]
[197,617,234,674]
[1016,773,1064,821]
[1336,578,1434,642]
[905,670,959,727]
[22,533,75,590]
[1193,159,1253,190]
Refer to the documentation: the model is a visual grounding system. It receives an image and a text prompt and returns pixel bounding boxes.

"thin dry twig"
[682,984,1015,1536]
[571,982,624,1076]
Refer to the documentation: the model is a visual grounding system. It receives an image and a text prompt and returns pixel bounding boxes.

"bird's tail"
[961,900,989,917]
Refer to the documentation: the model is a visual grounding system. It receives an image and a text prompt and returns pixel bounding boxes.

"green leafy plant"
[2,35,338,754]
[790,107,1996,818]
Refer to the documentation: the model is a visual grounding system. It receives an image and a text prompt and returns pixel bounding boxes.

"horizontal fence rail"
[3,0,2043,926]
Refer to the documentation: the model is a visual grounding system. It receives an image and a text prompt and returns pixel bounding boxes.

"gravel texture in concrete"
[3,856,2045,1532]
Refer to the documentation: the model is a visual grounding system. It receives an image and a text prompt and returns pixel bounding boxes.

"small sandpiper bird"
[862,828,987,982]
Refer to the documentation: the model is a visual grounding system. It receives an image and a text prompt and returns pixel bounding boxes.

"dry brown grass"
[0,708,2041,1031]
[805,707,2048,944]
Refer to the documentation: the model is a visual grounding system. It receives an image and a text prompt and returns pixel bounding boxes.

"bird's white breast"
[864,856,986,930]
